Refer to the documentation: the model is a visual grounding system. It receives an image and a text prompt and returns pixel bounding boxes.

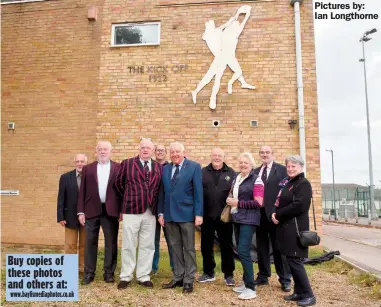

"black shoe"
[297,296,316,306]
[82,275,94,285]
[162,280,183,289]
[281,283,292,292]
[104,274,115,283]
[183,283,193,293]
[253,279,269,286]
[117,280,130,290]
[284,293,302,301]
[138,280,154,288]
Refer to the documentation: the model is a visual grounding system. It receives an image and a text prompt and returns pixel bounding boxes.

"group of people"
[57,140,316,306]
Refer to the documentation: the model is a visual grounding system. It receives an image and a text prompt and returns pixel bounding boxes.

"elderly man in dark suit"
[57,153,88,273]
[158,142,203,294]
[115,138,162,290]
[253,145,291,291]
[77,141,121,285]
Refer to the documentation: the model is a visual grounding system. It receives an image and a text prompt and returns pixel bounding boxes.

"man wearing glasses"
[253,146,291,292]
[152,144,174,274]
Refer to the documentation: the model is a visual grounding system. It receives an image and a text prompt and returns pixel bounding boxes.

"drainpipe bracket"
[290,0,303,5]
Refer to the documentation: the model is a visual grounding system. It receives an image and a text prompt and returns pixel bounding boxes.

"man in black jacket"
[254,146,291,291]
[198,148,236,286]
[57,153,88,273]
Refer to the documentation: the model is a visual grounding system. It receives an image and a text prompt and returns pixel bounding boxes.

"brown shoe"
[117,280,130,290]
[138,280,153,288]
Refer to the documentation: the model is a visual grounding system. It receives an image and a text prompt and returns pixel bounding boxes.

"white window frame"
[111,22,161,47]
[1,0,49,4]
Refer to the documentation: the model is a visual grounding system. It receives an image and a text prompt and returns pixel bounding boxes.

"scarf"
[274,176,291,207]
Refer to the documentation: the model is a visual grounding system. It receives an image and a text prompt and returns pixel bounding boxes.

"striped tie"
[171,164,180,187]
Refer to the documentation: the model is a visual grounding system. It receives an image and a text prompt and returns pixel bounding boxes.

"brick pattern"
[1,0,321,246]
[1,0,103,244]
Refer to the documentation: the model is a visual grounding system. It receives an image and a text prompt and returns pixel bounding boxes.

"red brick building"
[1,0,321,246]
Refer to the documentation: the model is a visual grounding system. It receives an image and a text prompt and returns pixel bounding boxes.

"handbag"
[221,185,234,223]
[220,205,232,223]
[294,196,320,247]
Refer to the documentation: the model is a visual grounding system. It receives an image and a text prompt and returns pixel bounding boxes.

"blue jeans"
[234,223,256,290]
[152,220,174,272]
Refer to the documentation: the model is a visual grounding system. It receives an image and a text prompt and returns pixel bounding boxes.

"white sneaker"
[233,283,246,293]
[238,288,257,300]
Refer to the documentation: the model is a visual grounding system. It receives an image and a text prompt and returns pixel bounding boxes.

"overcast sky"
[314,0,381,187]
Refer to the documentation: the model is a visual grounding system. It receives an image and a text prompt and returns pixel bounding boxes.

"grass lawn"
[1,244,380,306]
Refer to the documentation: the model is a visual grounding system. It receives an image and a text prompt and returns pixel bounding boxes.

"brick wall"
[98,0,322,229]
[1,0,321,246]
[1,0,103,244]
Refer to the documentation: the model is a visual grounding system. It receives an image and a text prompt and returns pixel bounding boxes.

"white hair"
[169,142,185,152]
[285,155,305,167]
[239,152,256,167]
[211,147,225,157]
[96,140,112,151]
[74,153,88,162]
[139,138,155,148]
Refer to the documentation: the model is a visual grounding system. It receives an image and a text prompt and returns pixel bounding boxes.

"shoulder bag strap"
[312,195,317,231]
[293,195,301,237]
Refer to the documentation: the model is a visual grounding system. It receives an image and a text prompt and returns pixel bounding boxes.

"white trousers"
[120,209,156,282]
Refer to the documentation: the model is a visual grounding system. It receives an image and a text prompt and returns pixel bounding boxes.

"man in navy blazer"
[158,142,203,293]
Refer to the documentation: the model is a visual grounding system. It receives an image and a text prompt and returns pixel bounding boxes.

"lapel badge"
[225,176,230,181]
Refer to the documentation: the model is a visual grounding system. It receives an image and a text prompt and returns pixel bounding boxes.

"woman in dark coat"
[271,155,316,307]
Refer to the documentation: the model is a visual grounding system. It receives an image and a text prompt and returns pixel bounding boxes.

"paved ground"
[323,222,381,280]
[323,214,381,228]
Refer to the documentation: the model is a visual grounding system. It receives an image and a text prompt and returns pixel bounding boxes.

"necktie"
[144,161,150,185]
[171,164,180,187]
[261,165,267,183]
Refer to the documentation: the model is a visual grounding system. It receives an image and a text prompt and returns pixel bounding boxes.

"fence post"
[368,209,371,225]
[344,207,348,222]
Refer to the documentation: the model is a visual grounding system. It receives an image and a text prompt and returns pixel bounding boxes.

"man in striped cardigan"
[115,138,163,290]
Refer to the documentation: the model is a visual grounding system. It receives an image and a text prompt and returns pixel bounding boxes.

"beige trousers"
[120,209,156,282]
[65,226,86,273]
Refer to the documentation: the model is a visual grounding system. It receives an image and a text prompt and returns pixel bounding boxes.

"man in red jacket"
[77,141,121,285]
[115,138,162,290]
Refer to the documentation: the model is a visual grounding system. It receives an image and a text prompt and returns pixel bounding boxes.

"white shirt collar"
[98,160,110,165]
[262,160,274,170]
[140,158,152,165]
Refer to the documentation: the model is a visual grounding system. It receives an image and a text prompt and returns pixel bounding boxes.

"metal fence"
[322,187,381,218]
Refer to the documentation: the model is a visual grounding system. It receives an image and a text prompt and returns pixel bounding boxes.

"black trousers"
[286,256,314,298]
[256,212,291,284]
[84,206,119,278]
[201,216,235,278]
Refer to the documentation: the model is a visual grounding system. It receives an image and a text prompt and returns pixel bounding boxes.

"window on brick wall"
[1,0,48,4]
[111,22,161,47]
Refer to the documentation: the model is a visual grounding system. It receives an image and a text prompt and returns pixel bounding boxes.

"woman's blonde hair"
[239,152,256,168]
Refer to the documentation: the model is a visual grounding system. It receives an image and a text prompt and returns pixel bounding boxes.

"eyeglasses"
[155,149,166,153]
[259,151,271,155]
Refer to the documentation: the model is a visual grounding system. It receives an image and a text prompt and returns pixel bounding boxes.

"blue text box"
[6,254,78,302]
